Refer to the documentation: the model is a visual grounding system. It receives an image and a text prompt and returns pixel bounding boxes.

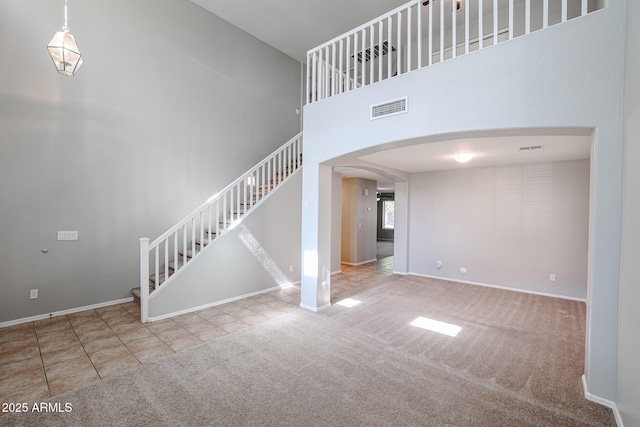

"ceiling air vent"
[519,145,543,151]
[371,96,408,120]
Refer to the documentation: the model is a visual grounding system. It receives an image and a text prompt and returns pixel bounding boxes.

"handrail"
[149,132,303,250]
[306,0,600,104]
[139,132,303,322]
[311,0,423,53]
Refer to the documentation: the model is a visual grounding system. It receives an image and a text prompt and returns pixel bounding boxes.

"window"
[383,200,395,229]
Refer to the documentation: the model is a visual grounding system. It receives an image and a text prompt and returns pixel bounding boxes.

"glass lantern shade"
[47,31,83,76]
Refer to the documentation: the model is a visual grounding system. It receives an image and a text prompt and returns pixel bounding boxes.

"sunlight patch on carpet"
[410,317,461,337]
[335,298,362,308]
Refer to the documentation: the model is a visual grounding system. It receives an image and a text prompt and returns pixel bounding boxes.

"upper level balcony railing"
[306,0,604,104]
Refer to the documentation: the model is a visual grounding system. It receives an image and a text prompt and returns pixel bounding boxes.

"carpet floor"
[0,275,615,426]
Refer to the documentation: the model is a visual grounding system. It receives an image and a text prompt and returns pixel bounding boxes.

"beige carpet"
[1,275,615,426]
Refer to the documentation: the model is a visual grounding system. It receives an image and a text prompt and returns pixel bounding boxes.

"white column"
[300,162,332,311]
[584,122,624,401]
[393,180,410,275]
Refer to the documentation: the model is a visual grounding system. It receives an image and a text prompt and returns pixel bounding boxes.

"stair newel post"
[139,238,150,323]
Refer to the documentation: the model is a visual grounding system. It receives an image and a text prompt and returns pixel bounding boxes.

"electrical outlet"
[550,274,556,282]
[437,260,442,268]
[30,289,38,299]
[289,265,294,272]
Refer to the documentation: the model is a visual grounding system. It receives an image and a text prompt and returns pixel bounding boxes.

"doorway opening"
[377,192,395,260]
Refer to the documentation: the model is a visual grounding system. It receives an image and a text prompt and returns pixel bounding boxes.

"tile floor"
[0,257,394,411]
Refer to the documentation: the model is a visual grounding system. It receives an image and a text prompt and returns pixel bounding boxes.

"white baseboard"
[392,270,408,275]
[582,375,623,426]
[0,297,134,329]
[299,303,331,312]
[341,259,377,267]
[331,270,342,275]
[408,272,587,302]
[147,283,297,323]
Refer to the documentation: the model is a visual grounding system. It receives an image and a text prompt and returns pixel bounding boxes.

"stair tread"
[195,236,215,246]
[149,273,168,284]
[168,259,187,271]
[131,286,153,298]
[178,249,198,258]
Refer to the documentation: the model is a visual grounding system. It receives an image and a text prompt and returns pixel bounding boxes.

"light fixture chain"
[63,0,68,32]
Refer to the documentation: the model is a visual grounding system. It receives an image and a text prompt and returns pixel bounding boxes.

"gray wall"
[341,178,377,265]
[150,172,302,318]
[617,0,640,424]
[0,0,301,323]
[408,160,590,300]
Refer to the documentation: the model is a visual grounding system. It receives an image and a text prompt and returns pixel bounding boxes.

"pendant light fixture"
[47,0,83,76]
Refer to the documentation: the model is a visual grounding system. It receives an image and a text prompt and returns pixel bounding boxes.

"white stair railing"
[139,132,303,322]
[307,0,600,104]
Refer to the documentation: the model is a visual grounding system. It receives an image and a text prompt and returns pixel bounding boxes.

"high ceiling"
[190,0,408,62]
[189,0,531,62]
[189,1,592,190]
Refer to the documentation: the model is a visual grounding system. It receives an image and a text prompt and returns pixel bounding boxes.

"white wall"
[0,0,301,324]
[150,172,302,318]
[341,178,378,265]
[302,4,624,401]
[409,160,589,300]
[617,0,640,424]
[365,0,592,81]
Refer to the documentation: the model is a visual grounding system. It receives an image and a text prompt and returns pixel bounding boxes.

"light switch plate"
[57,231,78,241]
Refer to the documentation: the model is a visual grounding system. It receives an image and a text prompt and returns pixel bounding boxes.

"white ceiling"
[361,135,591,173]
[189,0,527,62]
[190,0,408,62]
[335,167,398,192]
[334,135,590,191]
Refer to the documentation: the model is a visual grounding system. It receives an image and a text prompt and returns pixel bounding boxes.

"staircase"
[135,133,303,322]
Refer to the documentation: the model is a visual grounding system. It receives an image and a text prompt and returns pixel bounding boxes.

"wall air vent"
[519,145,543,151]
[370,96,408,120]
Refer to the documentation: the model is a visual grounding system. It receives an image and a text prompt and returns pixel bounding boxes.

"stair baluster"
[136,132,303,323]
